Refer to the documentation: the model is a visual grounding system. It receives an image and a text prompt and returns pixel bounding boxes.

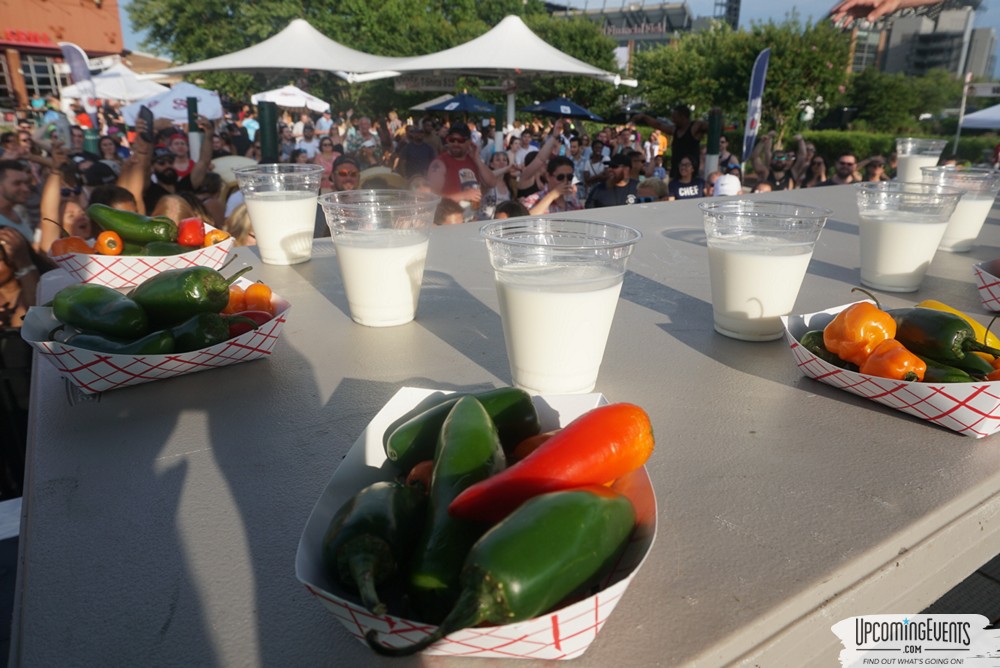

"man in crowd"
[396,124,436,180]
[824,152,862,185]
[0,161,35,244]
[751,132,796,191]
[427,124,495,214]
[296,123,321,159]
[632,105,708,181]
[345,116,382,157]
[586,154,638,208]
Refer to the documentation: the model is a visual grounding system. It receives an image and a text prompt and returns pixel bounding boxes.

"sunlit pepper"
[203,229,230,247]
[49,236,94,256]
[859,339,927,382]
[823,302,897,367]
[95,230,123,256]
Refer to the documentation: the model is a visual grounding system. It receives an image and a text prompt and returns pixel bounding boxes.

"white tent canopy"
[158,19,404,83]
[961,103,1000,130]
[121,81,224,125]
[251,85,330,112]
[377,16,636,138]
[60,63,169,103]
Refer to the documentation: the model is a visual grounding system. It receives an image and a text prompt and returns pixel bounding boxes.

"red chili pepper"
[177,218,206,247]
[447,403,654,524]
[225,310,272,338]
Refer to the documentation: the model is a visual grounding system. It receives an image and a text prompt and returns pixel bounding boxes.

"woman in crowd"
[478,150,520,220]
[168,133,195,179]
[667,157,705,200]
[223,204,256,246]
[800,155,829,188]
[313,137,340,192]
[98,135,123,175]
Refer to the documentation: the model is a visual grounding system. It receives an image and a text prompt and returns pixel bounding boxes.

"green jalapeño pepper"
[52,284,149,339]
[385,387,540,472]
[129,266,253,328]
[142,241,193,256]
[368,486,636,656]
[67,330,176,355]
[87,203,178,244]
[407,396,505,624]
[322,481,427,616]
[888,307,1000,364]
[917,356,978,383]
[799,330,858,370]
[169,313,257,352]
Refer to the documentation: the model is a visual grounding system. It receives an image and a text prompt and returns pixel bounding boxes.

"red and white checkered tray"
[50,222,234,288]
[20,278,289,395]
[783,302,1000,438]
[973,260,1000,312]
[295,387,657,660]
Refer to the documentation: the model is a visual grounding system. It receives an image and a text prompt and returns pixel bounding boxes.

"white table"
[11,186,1000,666]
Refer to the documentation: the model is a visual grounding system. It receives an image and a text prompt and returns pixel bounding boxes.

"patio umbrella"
[425,92,495,114]
[60,63,169,103]
[251,85,330,112]
[121,81,223,125]
[520,97,604,122]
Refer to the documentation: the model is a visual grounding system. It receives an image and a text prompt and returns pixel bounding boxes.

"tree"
[633,17,851,145]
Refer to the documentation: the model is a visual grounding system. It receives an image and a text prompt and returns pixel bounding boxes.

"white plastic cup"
[895,137,947,183]
[235,164,324,265]
[320,190,440,327]
[700,200,830,341]
[481,218,640,394]
[855,181,963,292]
[921,166,1000,252]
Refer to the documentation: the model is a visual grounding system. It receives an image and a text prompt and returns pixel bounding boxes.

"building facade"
[1,0,125,109]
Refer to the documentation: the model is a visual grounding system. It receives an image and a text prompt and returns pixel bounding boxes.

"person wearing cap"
[426,123,497,213]
[123,116,215,216]
[315,110,334,133]
[395,124,437,180]
[632,105,709,181]
[297,124,321,160]
[585,153,639,208]
[712,173,743,197]
[861,155,890,182]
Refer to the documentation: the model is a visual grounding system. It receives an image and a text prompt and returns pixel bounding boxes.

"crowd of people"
[0,95,969,332]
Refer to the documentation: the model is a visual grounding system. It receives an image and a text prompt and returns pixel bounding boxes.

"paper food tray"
[974,260,1000,312]
[51,222,234,288]
[782,302,1000,438]
[295,387,657,660]
[20,277,288,394]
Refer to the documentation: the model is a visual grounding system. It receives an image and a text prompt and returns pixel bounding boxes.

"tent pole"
[505,91,516,152]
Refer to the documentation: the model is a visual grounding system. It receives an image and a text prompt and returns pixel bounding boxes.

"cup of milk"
[234,164,324,265]
[481,218,641,394]
[856,181,963,293]
[700,200,830,342]
[920,166,1000,253]
[895,138,947,183]
[320,190,440,327]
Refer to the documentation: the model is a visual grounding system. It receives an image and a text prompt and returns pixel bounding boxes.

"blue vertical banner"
[741,48,770,163]
[58,42,97,120]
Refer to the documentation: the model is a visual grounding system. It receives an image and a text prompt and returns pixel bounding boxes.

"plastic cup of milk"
[320,190,440,327]
[700,200,830,342]
[235,164,324,265]
[481,218,640,394]
[895,138,947,183]
[920,166,1000,253]
[855,181,963,293]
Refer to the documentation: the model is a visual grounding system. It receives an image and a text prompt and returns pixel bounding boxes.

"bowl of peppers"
[49,204,234,288]
[782,295,1000,438]
[20,265,289,394]
[295,387,657,659]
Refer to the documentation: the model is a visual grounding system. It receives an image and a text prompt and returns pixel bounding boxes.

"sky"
[117,0,999,77]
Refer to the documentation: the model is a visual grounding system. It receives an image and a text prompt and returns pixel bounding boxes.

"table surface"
[11,186,1000,667]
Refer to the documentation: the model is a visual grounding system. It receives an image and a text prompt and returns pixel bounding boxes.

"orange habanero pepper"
[50,236,95,256]
[95,230,124,256]
[859,339,927,382]
[823,302,896,367]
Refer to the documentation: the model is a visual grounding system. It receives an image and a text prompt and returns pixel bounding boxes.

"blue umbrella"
[519,96,604,122]
[426,93,495,114]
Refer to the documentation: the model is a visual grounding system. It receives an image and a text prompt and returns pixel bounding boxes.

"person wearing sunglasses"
[426,124,500,217]
[751,131,796,191]
[800,156,830,188]
[826,152,862,185]
[519,156,581,215]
